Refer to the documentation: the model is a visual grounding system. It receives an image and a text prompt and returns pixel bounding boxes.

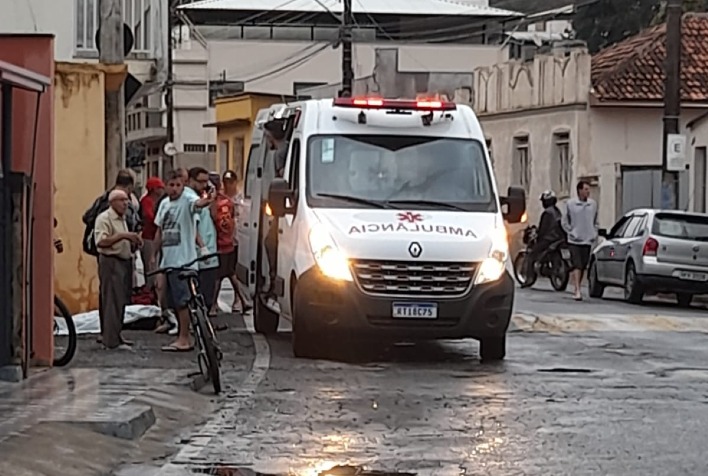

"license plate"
[392,302,438,319]
[676,270,708,281]
[560,249,571,260]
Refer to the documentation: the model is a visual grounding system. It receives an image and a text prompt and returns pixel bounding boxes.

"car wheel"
[677,293,693,308]
[588,260,605,298]
[291,283,326,359]
[624,261,644,305]
[480,335,506,362]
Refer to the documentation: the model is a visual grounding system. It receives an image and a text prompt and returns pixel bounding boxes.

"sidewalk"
[0,311,256,476]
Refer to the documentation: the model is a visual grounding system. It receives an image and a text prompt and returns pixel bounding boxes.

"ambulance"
[236,97,526,361]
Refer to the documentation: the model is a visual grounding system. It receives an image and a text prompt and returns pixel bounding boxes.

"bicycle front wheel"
[194,306,222,394]
[53,296,77,367]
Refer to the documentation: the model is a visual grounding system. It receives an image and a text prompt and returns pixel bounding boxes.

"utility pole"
[166,0,176,145]
[99,0,125,187]
[339,0,354,97]
[662,0,682,209]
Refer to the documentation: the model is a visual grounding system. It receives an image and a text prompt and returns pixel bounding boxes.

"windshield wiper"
[386,199,467,212]
[315,193,396,209]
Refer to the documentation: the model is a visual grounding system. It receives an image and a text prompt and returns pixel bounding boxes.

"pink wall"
[0,35,55,366]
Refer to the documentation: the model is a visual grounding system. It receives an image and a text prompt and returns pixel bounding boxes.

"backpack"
[82,193,110,256]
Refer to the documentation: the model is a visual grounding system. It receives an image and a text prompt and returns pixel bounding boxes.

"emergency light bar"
[333,97,457,111]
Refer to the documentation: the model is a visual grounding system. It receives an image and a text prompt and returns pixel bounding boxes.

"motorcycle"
[513,225,571,291]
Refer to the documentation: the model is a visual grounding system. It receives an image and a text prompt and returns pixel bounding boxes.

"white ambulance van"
[236,97,526,361]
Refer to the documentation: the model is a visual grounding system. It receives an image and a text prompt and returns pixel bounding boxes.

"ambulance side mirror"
[268,178,295,217]
[501,186,526,223]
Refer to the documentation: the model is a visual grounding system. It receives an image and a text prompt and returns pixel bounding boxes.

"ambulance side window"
[243,144,260,199]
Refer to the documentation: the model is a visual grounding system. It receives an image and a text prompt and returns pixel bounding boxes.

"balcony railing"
[126,109,166,144]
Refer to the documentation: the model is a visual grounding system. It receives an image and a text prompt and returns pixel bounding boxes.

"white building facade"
[133,0,523,174]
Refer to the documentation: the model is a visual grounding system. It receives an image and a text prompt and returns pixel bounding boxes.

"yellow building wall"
[53,62,106,314]
[214,94,285,180]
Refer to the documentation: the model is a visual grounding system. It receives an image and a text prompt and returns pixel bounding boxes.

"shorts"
[217,249,237,279]
[568,244,592,271]
[166,271,192,310]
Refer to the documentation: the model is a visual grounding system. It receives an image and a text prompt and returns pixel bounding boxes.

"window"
[75,0,152,53]
[184,143,206,153]
[306,135,495,212]
[244,144,260,199]
[622,215,646,238]
[207,144,217,153]
[75,0,96,50]
[512,135,531,193]
[208,80,244,106]
[652,213,708,240]
[552,132,572,196]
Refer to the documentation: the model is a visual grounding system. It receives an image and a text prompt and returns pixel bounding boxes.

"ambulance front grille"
[351,260,477,297]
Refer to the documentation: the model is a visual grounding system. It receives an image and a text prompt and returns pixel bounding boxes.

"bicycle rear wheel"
[53,296,77,367]
[194,306,222,394]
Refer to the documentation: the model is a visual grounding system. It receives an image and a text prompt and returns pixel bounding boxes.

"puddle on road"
[192,465,415,476]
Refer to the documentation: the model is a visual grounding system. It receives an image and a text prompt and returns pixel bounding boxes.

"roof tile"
[591,14,708,102]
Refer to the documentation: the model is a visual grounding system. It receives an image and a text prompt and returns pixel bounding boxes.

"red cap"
[146,177,165,191]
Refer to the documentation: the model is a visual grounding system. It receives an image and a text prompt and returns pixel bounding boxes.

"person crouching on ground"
[153,170,215,352]
[94,189,143,350]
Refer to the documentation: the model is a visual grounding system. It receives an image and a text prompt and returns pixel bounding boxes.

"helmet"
[540,190,557,208]
[540,190,556,201]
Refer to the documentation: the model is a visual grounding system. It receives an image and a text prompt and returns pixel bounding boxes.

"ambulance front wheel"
[254,294,279,334]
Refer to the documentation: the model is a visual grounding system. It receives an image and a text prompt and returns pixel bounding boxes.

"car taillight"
[643,237,659,256]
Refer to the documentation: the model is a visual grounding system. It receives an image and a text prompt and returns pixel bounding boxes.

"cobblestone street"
[153,286,708,476]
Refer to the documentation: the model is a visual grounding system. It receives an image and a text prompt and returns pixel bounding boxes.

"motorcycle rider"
[521,190,565,288]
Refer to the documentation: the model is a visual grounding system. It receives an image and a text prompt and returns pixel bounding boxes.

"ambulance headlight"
[475,226,509,285]
[308,225,353,281]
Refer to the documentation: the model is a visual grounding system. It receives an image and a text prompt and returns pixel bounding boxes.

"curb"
[45,400,156,440]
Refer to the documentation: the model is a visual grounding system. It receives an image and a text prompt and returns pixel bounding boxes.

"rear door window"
[652,213,708,241]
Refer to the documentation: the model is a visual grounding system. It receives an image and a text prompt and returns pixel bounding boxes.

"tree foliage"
[573,0,708,53]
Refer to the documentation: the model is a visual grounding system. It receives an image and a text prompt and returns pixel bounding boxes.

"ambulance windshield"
[306,135,496,212]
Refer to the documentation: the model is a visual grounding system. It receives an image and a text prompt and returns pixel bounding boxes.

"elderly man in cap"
[94,189,143,350]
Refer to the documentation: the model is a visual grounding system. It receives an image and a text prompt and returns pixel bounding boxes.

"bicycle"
[52,229,77,367]
[53,295,77,367]
[147,254,223,394]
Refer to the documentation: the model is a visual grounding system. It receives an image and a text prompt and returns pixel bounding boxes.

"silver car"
[588,209,708,306]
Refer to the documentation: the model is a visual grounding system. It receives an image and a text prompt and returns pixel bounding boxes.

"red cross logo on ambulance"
[397,212,423,223]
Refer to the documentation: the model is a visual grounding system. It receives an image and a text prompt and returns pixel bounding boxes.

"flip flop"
[573,296,583,301]
[208,310,218,318]
[154,322,170,334]
[161,344,194,353]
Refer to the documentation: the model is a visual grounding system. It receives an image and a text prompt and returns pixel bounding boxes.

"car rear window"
[652,213,708,241]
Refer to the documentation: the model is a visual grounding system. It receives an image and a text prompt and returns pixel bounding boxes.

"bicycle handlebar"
[146,253,220,277]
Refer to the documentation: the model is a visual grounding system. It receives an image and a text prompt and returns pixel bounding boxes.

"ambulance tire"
[254,295,279,335]
[291,282,325,359]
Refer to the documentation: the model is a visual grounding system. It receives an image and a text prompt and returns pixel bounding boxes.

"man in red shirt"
[140,177,165,321]
[211,170,250,315]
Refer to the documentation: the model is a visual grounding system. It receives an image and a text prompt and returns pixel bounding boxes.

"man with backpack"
[82,170,142,342]
[83,170,142,253]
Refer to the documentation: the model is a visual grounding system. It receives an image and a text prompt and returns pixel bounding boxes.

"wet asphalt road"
[169,283,708,476]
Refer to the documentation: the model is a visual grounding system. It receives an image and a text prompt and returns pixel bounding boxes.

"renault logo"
[408,242,422,258]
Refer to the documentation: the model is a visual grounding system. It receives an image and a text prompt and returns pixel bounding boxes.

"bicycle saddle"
[178,269,199,280]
